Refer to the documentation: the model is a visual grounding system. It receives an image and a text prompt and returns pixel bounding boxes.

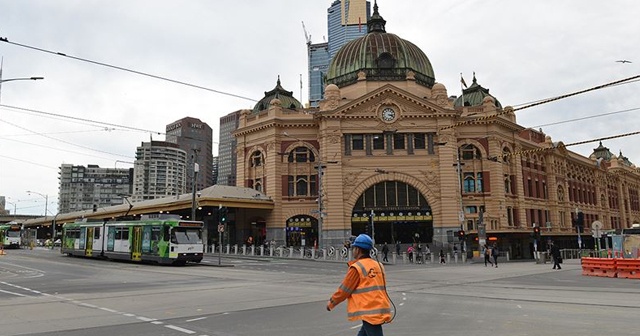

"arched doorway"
[285,215,318,247]
[352,181,433,245]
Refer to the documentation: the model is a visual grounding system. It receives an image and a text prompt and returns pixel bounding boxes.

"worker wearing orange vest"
[327,234,392,336]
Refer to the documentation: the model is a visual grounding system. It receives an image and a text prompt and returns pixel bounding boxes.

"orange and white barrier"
[581,257,640,279]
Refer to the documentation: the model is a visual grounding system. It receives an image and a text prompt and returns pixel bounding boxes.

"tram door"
[131,226,142,261]
[85,227,94,257]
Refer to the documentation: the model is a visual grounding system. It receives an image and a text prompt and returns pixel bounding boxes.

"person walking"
[549,241,562,270]
[439,249,446,264]
[381,242,389,262]
[483,244,494,267]
[491,244,499,268]
[395,241,401,258]
[327,234,392,336]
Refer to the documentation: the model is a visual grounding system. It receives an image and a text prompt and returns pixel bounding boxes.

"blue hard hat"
[352,234,373,250]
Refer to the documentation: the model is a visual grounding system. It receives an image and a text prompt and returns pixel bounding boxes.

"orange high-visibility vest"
[346,258,392,325]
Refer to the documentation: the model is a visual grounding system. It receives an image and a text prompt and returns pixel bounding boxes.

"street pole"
[317,163,324,250]
[191,162,199,220]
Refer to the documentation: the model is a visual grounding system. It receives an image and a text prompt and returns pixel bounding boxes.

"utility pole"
[191,161,199,221]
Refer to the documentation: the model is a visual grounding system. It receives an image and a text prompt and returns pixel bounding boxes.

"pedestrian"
[439,249,446,264]
[549,241,562,270]
[382,242,389,262]
[327,234,392,336]
[407,245,414,263]
[491,244,499,268]
[416,244,423,264]
[483,244,494,267]
[395,241,401,256]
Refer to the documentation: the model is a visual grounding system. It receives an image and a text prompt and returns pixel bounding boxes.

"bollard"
[269,246,274,256]
[402,252,407,264]
[322,248,327,260]
[454,254,458,263]
[259,246,264,256]
[226,244,230,254]
[299,248,304,259]
[233,244,238,254]
[288,247,294,258]
[446,253,451,263]
[392,252,397,264]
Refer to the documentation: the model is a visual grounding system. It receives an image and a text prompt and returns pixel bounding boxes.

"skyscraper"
[58,164,133,214]
[308,0,371,107]
[217,111,241,186]
[165,117,213,192]
[132,141,187,202]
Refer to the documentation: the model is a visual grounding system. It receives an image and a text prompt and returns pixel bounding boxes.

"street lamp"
[0,76,44,104]
[0,76,44,83]
[26,190,51,237]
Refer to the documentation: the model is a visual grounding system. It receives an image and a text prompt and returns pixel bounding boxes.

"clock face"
[382,107,396,121]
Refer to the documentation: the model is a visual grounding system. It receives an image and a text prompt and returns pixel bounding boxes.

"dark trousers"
[493,255,498,266]
[484,255,493,266]
[553,257,562,269]
[357,320,384,336]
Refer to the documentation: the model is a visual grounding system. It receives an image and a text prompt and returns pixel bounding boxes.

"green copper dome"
[454,74,502,108]
[326,2,435,88]
[252,77,303,114]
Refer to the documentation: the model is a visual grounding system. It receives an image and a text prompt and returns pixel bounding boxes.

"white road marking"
[122,313,135,317]
[100,307,119,313]
[0,289,27,297]
[517,305,522,309]
[165,324,196,334]
[137,316,156,322]
[186,317,207,322]
[350,324,361,329]
[151,321,164,325]
[80,303,97,308]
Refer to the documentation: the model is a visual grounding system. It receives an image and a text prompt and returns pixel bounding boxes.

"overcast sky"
[1,0,639,216]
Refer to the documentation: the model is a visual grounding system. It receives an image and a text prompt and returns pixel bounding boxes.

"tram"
[0,222,22,248]
[61,214,204,265]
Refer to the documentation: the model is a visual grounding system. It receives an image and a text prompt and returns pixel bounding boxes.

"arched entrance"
[285,215,318,247]
[352,181,433,244]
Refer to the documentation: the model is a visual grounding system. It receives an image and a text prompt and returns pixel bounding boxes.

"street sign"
[218,224,224,233]
[591,221,602,239]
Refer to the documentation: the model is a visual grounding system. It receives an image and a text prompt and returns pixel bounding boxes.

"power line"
[440,74,640,131]
[530,107,640,129]
[0,37,259,103]
[1,118,134,159]
[0,104,165,135]
[0,136,133,161]
[0,154,58,170]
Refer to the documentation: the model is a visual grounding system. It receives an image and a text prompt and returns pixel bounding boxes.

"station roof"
[23,185,274,227]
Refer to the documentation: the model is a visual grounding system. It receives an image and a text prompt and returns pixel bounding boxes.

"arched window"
[463,173,476,193]
[459,144,482,160]
[288,146,316,163]
[251,151,264,167]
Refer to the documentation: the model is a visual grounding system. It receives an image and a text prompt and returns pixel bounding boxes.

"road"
[1,248,639,336]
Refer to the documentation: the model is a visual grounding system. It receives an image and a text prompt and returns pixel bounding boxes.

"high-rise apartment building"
[212,156,219,185]
[132,141,187,202]
[165,117,213,193]
[308,0,370,107]
[217,111,241,186]
[58,164,133,214]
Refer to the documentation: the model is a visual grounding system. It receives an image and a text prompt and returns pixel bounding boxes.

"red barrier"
[581,257,617,278]
[615,259,640,279]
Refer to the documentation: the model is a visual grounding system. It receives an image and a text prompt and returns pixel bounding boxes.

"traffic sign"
[591,221,602,238]
[218,224,224,233]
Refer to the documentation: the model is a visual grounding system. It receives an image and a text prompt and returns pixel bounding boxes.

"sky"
[1,0,639,216]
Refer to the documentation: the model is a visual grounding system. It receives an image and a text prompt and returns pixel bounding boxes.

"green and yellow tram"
[61,214,204,265]
[0,222,22,248]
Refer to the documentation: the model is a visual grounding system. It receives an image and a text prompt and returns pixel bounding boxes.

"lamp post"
[27,190,51,238]
[191,162,199,220]
[5,200,17,218]
[0,76,44,104]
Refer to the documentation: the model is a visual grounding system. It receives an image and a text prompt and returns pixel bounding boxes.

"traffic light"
[533,226,540,240]
[457,230,465,240]
[577,212,584,227]
[219,206,228,223]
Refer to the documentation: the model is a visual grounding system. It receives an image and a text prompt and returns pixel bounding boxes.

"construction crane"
[302,21,311,45]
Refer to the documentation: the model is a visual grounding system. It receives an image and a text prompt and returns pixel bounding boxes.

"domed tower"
[454,73,502,108]
[325,2,435,89]
[252,77,303,114]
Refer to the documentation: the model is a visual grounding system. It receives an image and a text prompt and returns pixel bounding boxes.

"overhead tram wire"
[1,118,134,159]
[439,73,640,132]
[0,37,258,103]
[488,130,640,162]
[530,106,640,129]
[0,104,165,135]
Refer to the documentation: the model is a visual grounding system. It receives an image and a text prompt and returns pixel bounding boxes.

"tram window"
[122,228,129,240]
[151,227,161,241]
[94,228,101,239]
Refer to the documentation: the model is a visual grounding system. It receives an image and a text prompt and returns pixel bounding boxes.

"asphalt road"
[1,248,639,336]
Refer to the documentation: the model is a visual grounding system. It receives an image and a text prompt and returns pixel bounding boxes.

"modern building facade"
[58,164,133,214]
[212,156,219,185]
[308,0,371,107]
[217,110,241,186]
[233,4,640,259]
[132,141,187,202]
[165,117,213,193]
